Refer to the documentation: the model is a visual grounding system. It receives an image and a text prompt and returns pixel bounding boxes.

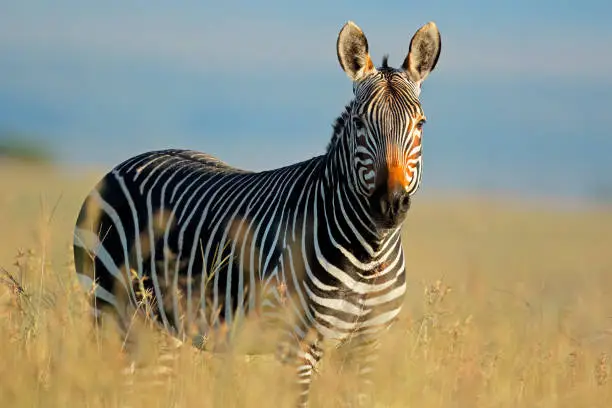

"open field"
[1,161,612,407]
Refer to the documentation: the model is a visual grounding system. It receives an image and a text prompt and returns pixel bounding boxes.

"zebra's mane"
[381,54,390,69]
[326,104,352,153]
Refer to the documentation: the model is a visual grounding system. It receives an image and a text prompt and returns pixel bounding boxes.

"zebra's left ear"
[402,22,441,86]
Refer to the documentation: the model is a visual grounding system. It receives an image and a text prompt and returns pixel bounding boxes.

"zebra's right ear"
[337,21,376,81]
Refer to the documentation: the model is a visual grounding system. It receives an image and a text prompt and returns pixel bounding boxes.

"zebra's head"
[336,21,441,226]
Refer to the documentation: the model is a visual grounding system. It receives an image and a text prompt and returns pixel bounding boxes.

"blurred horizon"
[2,1,612,205]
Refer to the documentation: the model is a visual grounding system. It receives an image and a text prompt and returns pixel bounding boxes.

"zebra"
[73,20,441,407]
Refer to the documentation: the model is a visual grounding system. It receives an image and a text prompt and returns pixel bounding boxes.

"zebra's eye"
[415,119,426,130]
[353,116,365,131]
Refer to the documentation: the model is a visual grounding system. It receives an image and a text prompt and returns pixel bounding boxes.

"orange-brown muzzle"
[387,163,410,194]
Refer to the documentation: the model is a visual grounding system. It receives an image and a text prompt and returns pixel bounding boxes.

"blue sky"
[1,1,612,203]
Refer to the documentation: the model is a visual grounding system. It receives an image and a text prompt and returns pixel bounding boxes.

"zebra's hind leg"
[112,303,186,395]
[120,327,190,408]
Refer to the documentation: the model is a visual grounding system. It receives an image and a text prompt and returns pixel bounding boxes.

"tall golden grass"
[1,161,611,407]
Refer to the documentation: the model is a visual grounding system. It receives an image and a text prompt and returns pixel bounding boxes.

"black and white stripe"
[73,20,441,407]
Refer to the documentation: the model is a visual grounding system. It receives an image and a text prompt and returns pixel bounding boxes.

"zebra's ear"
[402,22,441,86]
[337,21,376,81]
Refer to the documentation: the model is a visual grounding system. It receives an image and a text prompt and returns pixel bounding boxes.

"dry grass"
[1,161,612,407]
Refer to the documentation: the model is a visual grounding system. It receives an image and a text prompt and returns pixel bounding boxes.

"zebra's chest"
[306,261,407,342]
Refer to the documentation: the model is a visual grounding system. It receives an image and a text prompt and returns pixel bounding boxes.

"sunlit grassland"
[1,160,611,407]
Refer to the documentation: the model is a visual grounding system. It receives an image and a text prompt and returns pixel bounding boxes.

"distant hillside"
[0,131,54,164]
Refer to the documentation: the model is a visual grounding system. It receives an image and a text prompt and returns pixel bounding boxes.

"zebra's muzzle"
[371,183,411,227]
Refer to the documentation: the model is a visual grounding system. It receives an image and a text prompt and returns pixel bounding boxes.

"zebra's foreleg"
[295,336,324,408]
[336,334,381,407]
[274,327,324,408]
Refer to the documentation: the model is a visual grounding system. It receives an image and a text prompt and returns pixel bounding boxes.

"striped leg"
[119,318,185,392]
[337,334,381,407]
[295,337,324,408]
[274,327,324,408]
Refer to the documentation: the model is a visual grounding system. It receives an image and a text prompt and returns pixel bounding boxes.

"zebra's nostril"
[400,195,411,211]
